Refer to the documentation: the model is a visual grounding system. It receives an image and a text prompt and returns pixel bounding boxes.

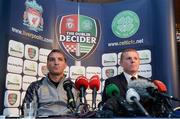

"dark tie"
[131,76,136,80]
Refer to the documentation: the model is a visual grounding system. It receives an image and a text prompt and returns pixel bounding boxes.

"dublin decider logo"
[57,14,100,61]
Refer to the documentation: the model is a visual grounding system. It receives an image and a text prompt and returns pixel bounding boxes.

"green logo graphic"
[112,10,140,38]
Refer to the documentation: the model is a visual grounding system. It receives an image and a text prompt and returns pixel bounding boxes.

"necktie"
[131,76,136,80]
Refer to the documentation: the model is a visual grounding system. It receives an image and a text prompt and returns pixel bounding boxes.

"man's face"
[47,52,67,76]
[120,51,140,75]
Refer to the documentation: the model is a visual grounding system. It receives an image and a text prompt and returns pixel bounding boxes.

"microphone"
[103,83,135,116]
[128,79,157,101]
[153,79,180,112]
[105,83,120,97]
[126,88,150,116]
[89,75,100,110]
[127,79,158,116]
[146,86,176,116]
[147,86,180,102]
[128,79,176,117]
[63,80,76,109]
[75,76,89,103]
[150,80,180,101]
[153,80,167,92]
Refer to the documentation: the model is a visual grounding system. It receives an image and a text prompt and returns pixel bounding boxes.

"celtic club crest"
[57,14,100,61]
[112,10,140,38]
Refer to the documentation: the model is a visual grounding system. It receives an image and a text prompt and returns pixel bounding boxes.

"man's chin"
[50,72,61,75]
[129,70,138,74]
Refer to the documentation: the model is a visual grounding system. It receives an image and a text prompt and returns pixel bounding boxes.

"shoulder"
[138,75,151,81]
[28,77,44,90]
[106,73,124,81]
[105,73,125,85]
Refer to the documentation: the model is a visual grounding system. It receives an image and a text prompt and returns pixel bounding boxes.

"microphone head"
[153,80,167,93]
[106,83,120,97]
[63,80,73,91]
[126,88,140,103]
[75,75,89,90]
[89,75,100,91]
[128,79,157,100]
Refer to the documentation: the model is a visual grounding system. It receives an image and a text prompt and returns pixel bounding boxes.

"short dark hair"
[120,48,138,61]
[47,49,67,62]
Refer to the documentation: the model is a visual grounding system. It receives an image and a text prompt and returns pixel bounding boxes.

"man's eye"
[58,58,63,61]
[49,58,54,61]
[134,57,138,60]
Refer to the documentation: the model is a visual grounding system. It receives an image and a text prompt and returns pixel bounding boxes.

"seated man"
[102,48,148,102]
[101,48,151,117]
[101,48,173,117]
[22,49,80,116]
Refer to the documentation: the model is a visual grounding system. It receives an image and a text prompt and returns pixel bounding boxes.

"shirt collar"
[47,74,66,87]
[123,72,138,83]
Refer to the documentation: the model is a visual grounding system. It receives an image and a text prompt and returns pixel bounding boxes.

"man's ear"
[120,60,123,66]
[65,63,67,68]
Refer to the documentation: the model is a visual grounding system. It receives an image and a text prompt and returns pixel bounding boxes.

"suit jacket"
[102,72,148,103]
[101,73,169,117]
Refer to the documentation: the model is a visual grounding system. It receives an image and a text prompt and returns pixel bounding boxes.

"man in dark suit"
[98,48,150,117]
[102,48,145,102]
[100,48,173,117]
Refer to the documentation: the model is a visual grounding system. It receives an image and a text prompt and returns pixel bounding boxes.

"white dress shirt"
[123,72,138,84]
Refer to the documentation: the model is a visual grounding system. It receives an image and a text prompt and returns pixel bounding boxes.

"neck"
[48,73,64,83]
[125,71,137,76]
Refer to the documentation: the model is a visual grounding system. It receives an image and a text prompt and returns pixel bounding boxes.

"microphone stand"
[67,103,76,113]
[162,98,174,117]
[92,88,97,110]
[80,86,86,104]
[131,97,150,117]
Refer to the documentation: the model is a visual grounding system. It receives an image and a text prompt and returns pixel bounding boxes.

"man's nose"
[54,59,59,64]
[131,59,135,63]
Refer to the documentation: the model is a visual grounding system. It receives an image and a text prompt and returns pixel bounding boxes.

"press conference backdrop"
[0,0,178,116]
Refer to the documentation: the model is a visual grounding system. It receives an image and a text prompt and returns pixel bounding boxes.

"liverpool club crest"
[57,14,100,61]
[23,0,43,32]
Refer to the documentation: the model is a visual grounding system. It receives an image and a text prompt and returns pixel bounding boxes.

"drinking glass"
[23,102,37,119]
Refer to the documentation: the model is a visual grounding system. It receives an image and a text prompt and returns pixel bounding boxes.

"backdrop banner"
[0,0,178,116]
